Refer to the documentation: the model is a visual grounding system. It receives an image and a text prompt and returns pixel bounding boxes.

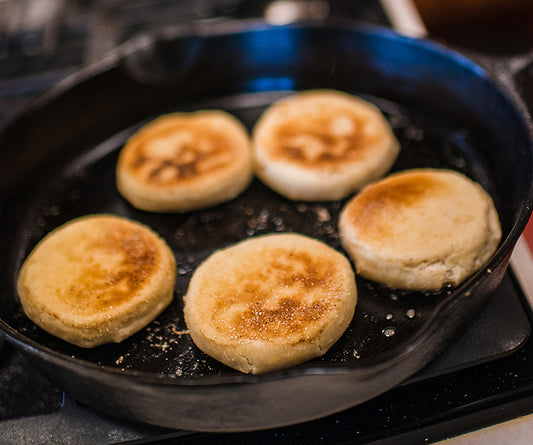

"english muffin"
[252,89,400,201]
[17,214,176,347]
[339,168,502,291]
[183,233,357,374]
[116,110,253,212]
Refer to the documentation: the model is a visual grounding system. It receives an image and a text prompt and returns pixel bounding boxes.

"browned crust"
[184,233,357,373]
[120,112,241,187]
[265,110,379,168]
[57,218,162,314]
[16,215,176,346]
[203,247,341,342]
[343,171,448,243]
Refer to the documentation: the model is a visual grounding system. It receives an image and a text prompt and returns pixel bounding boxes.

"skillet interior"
[0,89,509,376]
[0,23,532,429]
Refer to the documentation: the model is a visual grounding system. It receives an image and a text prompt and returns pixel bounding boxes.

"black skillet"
[0,21,532,432]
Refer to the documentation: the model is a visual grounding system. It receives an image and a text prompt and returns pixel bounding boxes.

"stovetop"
[2,1,533,444]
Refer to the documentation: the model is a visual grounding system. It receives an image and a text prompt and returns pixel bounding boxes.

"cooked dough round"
[252,89,400,201]
[116,110,253,212]
[183,233,357,374]
[17,214,176,347]
[339,168,502,291]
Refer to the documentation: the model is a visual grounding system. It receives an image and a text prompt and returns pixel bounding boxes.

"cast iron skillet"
[0,21,532,432]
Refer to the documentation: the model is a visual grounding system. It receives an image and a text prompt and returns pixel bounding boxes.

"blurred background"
[0,0,385,124]
[3,0,533,123]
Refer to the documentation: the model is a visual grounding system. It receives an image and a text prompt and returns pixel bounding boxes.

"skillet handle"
[382,15,533,144]
[382,0,533,134]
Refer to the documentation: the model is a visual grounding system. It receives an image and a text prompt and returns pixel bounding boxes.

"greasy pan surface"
[0,22,532,431]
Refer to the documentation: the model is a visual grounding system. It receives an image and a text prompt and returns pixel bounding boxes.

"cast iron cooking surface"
[0,24,532,431]
[2,89,501,375]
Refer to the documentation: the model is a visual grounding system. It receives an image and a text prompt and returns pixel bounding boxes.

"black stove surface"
[2,1,533,444]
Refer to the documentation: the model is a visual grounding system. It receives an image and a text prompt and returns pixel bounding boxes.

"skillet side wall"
[0,25,531,431]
